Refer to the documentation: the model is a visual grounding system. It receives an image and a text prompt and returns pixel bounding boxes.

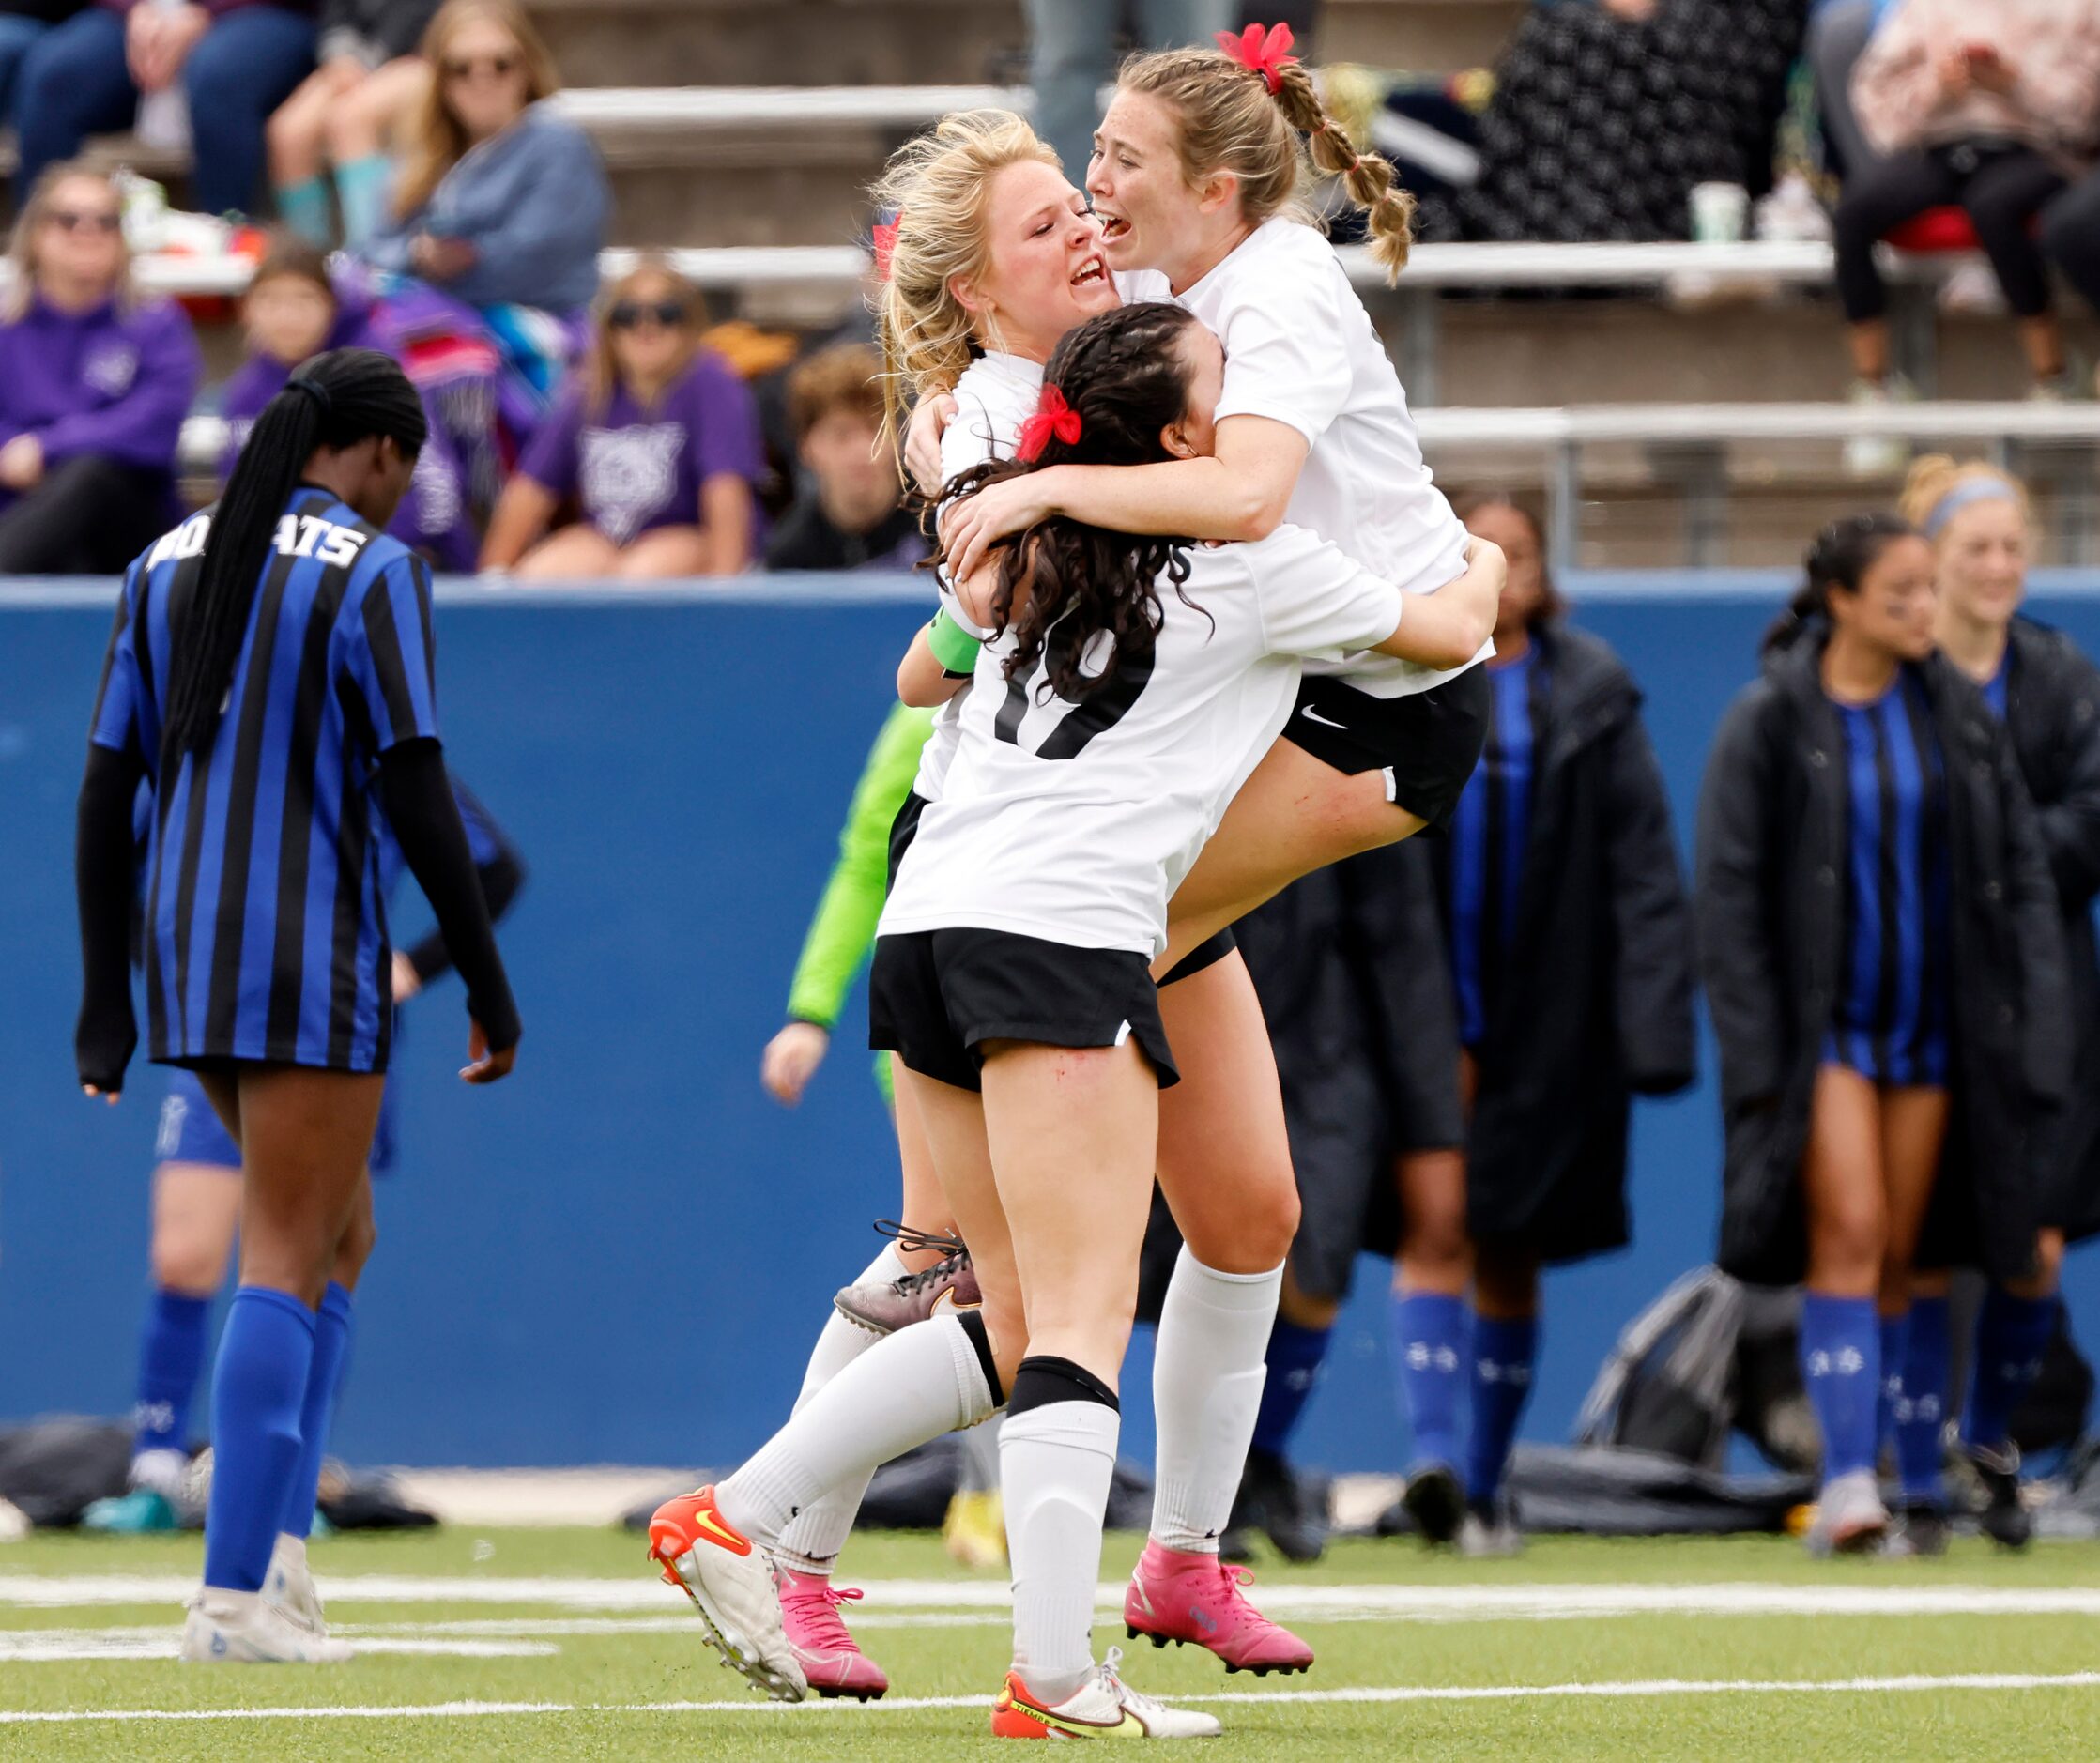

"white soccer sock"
[959,1411,1004,1495]
[1002,1397,1118,1706]
[1149,1248,1282,1553]
[719,1311,997,1545]
[773,1246,906,1573]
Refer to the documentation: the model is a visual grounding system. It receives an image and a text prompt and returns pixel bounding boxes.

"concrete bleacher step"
[524,0,1519,91]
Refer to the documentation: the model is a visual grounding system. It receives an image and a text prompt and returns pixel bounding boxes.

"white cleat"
[179,1587,352,1663]
[1805,1469,1890,1557]
[265,1533,333,1640]
[990,1647,1222,1739]
[647,1487,807,1702]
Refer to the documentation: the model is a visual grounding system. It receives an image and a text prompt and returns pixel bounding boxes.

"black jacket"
[1695,626,2070,1286]
[1998,617,2100,1242]
[1432,624,1698,1262]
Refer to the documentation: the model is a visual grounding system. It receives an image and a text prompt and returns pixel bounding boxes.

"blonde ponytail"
[867,110,1059,462]
[1274,64,1416,279]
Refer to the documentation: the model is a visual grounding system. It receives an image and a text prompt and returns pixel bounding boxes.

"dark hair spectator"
[763,344,928,574]
[217,230,476,569]
[1838,0,2100,402]
[481,257,763,581]
[15,3,318,220]
[0,161,199,573]
[267,0,443,249]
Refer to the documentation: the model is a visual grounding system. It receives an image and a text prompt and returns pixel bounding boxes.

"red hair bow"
[871,215,899,282]
[1215,21,1296,95]
[1016,383,1081,462]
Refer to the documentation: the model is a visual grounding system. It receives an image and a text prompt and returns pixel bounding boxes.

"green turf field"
[4,1525,2097,1759]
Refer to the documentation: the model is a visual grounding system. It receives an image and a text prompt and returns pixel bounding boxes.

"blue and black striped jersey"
[90,485,440,1074]
[1828,673,1952,1087]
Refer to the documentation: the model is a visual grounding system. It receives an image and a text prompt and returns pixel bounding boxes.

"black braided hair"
[161,347,427,762]
[936,301,1206,703]
[1762,512,1917,655]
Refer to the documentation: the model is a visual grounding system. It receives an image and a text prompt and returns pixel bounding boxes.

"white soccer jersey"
[913,350,1046,805]
[881,524,1406,958]
[1117,217,1479,698]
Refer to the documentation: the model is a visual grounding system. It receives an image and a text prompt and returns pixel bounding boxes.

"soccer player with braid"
[649,299,1495,1734]
[74,348,520,1663]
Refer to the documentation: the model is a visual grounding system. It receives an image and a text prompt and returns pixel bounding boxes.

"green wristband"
[927,606,983,675]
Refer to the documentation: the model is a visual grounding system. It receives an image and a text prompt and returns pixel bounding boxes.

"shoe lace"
[1096,1646,1168,1714]
[871,1218,967,1261]
[780,1578,865,1652]
[1213,1560,1287,1632]
[869,1219,972,1297]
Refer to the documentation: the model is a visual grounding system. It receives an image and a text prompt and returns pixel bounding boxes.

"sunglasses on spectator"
[609,299,691,330]
[46,208,121,235]
[442,53,521,82]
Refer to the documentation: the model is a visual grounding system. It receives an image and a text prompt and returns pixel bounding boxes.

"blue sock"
[1896,1295,1951,1504]
[1249,1318,1331,1459]
[1963,1288,2058,1452]
[276,175,331,245]
[133,1288,211,1461]
[1800,1293,1878,1481]
[1876,1311,1909,1471]
[334,154,392,249]
[1392,1292,1468,1474]
[1465,1312,1537,1505]
[281,1282,353,1540]
[202,1287,315,1593]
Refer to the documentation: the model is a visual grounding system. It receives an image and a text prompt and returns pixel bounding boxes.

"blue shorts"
[154,1064,401,1174]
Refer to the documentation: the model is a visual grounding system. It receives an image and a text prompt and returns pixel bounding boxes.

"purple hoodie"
[0,293,200,512]
[218,347,479,573]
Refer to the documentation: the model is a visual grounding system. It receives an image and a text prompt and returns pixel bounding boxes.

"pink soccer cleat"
[1122,1539,1314,1676]
[775,1567,891,1701]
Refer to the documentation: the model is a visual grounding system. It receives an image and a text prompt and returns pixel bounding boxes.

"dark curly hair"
[936,301,1206,703]
[1762,512,1918,654]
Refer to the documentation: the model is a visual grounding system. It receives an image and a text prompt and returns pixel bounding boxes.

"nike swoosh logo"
[1300,705,1349,729]
[694,1506,750,1556]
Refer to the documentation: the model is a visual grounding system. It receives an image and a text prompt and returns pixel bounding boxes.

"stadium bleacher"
[4,0,2097,562]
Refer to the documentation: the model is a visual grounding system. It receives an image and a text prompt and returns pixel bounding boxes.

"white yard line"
[0,1627,556,1662]
[6,1671,2099,1724]
[8,1575,2100,1620]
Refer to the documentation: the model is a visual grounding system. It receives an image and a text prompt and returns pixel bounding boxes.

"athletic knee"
[333,1206,377,1288]
[150,1232,228,1297]
[1179,1181,1298,1275]
[1807,1192,1884,1288]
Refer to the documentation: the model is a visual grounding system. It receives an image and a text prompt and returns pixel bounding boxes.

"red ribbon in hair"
[871,217,899,282]
[1016,383,1081,462]
[1215,21,1296,95]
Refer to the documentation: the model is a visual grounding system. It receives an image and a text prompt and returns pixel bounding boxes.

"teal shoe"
[81,1489,177,1534]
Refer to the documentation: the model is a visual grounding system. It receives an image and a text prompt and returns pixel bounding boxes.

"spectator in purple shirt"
[15,3,317,218]
[481,258,763,580]
[216,233,476,569]
[0,162,200,573]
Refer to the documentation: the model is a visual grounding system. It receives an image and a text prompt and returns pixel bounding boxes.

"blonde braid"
[1272,64,1416,280]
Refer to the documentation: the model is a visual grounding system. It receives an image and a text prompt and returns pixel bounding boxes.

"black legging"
[0,453,171,575]
[2044,166,2100,317]
[1833,141,2066,324]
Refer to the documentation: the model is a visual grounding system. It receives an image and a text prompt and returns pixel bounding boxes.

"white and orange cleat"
[1124,1540,1314,1676]
[775,1566,889,1700]
[647,1486,805,1702]
[989,1648,1221,1739]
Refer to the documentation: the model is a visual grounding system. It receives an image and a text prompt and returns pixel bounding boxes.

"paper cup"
[1691,182,1750,245]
